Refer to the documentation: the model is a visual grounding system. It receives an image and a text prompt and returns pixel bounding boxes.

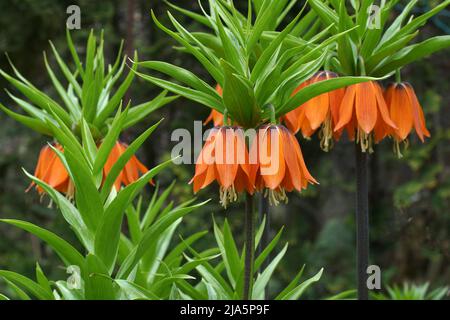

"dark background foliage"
[0,0,448,299]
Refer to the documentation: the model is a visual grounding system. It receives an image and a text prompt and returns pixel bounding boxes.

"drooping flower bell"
[190,126,254,208]
[103,141,154,190]
[334,81,397,153]
[249,125,317,206]
[28,141,152,198]
[384,82,431,157]
[27,143,74,199]
[282,71,345,151]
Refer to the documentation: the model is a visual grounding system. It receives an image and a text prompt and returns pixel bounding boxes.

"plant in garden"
[169,217,323,300]
[136,0,379,299]
[0,32,215,300]
[0,25,324,301]
[0,30,176,198]
[305,0,450,299]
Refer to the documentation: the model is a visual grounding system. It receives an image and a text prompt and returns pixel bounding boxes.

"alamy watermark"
[171,121,281,175]
[66,5,81,30]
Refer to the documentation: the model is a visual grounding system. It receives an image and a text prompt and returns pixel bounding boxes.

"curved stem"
[355,143,369,300]
[243,193,255,300]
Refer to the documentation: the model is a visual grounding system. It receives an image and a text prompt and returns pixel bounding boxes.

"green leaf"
[0,219,85,268]
[276,268,323,300]
[80,118,98,166]
[221,59,260,127]
[0,293,10,300]
[307,0,339,27]
[92,106,128,175]
[100,119,162,201]
[23,169,95,250]
[250,8,303,82]
[135,70,224,112]
[0,69,71,125]
[117,200,209,279]
[247,0,290,53]
[254,226,284,271]
[4,279,30,300]
[85,254,117,300]
[123,91,176,129]
[0,271,54,300]
[63,147,104,230]
[0,103,52,136]
[164,1,212,27]
[151,10,223,85]
[95,158,174,272]
[372,36,450,76]
[138,61,218,96]
[115,280,160,300]
[35,263,52,294]
[141,181,176,229]
[49,41,83,98]
[366,32,418,73]
[163,231,208,268]
[66,29,84,80]
[94,52,137,126]
[43,52,81,120]
[253,244,288,299]
[278,76,379,116]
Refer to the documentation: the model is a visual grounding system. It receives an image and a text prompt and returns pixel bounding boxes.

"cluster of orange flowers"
[28,141,151,199]
[30,73,429,208]
[190,125,317,207]
[199,74,429,206]
[282,71,430,154]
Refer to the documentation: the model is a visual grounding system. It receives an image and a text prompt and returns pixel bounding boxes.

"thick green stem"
[267,104,276,124]
[355,143,369,300]
[395,69,402,83]
[243,193,255,300]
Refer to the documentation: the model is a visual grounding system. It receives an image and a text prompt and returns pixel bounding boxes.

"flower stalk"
[355,143,369,300]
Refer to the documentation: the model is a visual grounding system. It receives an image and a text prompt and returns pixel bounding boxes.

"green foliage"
[167,218,323,300]
[0,30,176,141]
[308,0,450,76]
[372,282,449,300]
[138,0,375,127]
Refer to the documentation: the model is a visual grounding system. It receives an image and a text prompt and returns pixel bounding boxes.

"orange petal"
[404,83,430,141]
[305,92,329,130]
[261,127,285,190]
[373,82,397,130]
[280,128,302,191]
[389,84,413,141]
[215,128,238,188]
[335,85,357,132]
[355,82,377,134]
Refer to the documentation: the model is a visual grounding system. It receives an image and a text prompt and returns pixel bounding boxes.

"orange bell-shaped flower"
[27,143,73,198]
[190,126,254,208]
[282,71,345,151]
[334,81,397,153]
[385,82,430,142]
[249,125,317,205]
[103,141,153,191]
[28,141,152,198]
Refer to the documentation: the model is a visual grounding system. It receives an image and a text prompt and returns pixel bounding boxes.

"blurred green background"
[0,0,448,299]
